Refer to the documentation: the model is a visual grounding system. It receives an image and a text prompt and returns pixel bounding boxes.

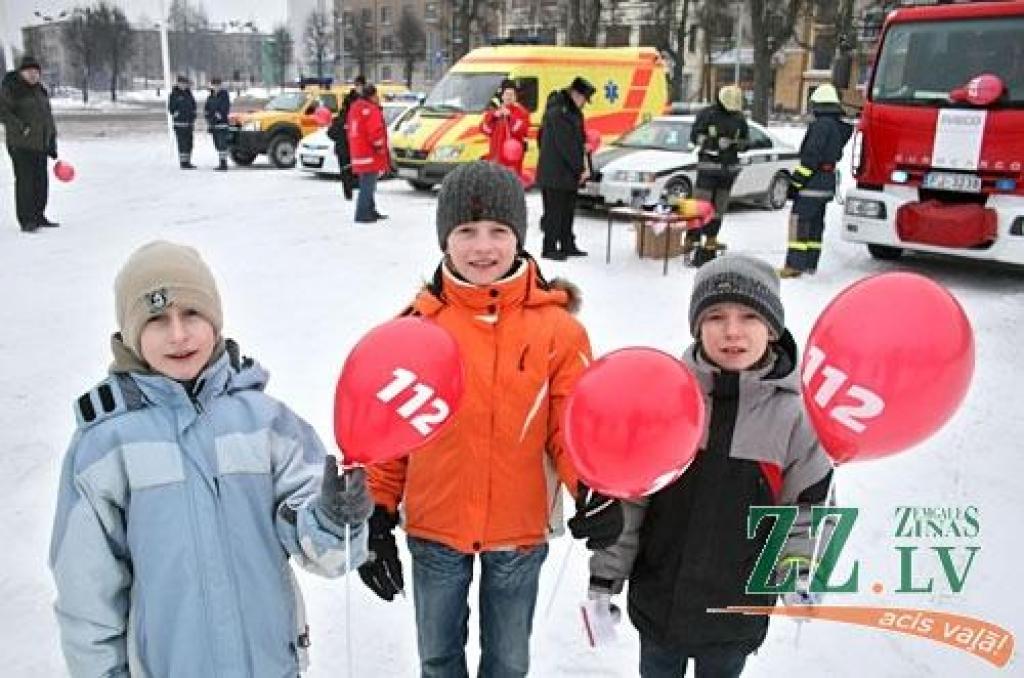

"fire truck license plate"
[398,167,419,179]
[922,172,982,193]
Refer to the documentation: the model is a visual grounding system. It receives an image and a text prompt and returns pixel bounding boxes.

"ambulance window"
[518,78,539,112]
[747,126,772,150]
[319,94,339,111]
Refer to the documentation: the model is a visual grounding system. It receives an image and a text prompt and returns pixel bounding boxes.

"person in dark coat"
[687,85,749,266]
[779,84,853,278]
[168,75,197,169]
[536,76,595,260]
[327,74,365,200]
[204,78,231,171]
[0,56,59,232]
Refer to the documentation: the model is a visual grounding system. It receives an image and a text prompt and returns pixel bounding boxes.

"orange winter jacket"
[366,259,592,553]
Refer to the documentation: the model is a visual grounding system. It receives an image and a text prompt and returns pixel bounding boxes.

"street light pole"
[733,1,743,85]
[0,0,16,71]
[158,0,175,159]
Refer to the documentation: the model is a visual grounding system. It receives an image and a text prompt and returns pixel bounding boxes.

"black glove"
[314,457,373,530]
[48,144,58,160]
[357,505,405,601]
[568,482,624,550]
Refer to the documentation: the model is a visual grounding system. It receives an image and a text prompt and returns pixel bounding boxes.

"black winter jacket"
[535,89,585,191]
[328,89,360,157]
[793,105,853,200]
[690,102,748,189]
[204,89,230,128]
[168,86,197,126]
[0,70,57,155]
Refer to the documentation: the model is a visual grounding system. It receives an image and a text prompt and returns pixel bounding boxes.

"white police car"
[581,114,797,210]
[297,102,417,177]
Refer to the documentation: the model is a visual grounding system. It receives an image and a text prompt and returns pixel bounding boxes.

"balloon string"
[807,468,838,588]
[343,473,355,678]
[544,538,575,619]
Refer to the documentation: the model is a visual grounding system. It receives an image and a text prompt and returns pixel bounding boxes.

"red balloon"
[563,348,705,499]
[313,105,333,126]
[54,160,75,182]
[585,128,602,153]
[802,273,974,465]
[501,138,524,164]
[334,317,464,465]
[965,74,1004,106]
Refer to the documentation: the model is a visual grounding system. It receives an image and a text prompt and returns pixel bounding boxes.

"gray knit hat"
[435,161,528,250]
[688,254,784,339]
[114,241,223,357]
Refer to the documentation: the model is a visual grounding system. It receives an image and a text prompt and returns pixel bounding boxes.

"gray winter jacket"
[589,338,834,648]
[0,70,57,154]
[49,339,367,677]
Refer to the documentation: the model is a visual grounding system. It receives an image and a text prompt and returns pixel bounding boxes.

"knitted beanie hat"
[688,254,784,339]
[114,241,223,357]
[435,161,528,250]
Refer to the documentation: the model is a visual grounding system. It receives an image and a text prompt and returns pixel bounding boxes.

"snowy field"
[1,127,1022,677]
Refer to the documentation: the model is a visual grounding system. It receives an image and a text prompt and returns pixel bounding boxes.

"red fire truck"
[842,1,1024,264]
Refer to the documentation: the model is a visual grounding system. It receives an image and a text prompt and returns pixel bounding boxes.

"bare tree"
[747,0,805,123]
[304,10,332,80]
[269,25,294,89]
[93,2,134,101]
[347,13,373,77]
[167,0,210,81]
[566,0,602,46]
[64,6,103,103]
[696,1,733,101]
[397,7,426,88]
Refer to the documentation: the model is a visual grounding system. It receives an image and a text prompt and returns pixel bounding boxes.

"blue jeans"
[640,636,749,678]
[407,537,548,678]
[355,171,377,221]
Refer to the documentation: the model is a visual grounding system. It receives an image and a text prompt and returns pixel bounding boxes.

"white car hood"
[601,148,698,174]
[300,128,332,147]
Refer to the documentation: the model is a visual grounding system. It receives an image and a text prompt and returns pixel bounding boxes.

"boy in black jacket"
[589,254,834,677]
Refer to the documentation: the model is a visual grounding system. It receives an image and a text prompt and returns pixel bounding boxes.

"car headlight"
[845,197,886,219]
[611,170,656,183]
[430,145,464,161]
[241,120,261,132]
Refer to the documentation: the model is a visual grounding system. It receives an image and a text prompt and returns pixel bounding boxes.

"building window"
[381,35,394,53]
[604,26,630,47]
[639,24,667,48]
[380,5,391,24]
[381,65,393,81]
[425,3,437,19]
[812,32,835,71]
[688,24,698,53]
[361,8,372,24]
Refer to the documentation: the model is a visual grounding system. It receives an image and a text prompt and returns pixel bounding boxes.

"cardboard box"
[635,219,687,259]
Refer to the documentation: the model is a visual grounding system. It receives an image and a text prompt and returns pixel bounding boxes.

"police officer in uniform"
[204,78,231,171]
[168,75,196,169]
[687,84,749,267]
[779,83,853,278]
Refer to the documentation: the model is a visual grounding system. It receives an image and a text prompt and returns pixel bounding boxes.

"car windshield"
[383,105,409,125]
[615,120,694,151]
[265,92,308,112]
[872,17,1024,106]
[423,72,506,113]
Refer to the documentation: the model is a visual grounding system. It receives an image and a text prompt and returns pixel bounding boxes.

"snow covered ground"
[0,128,1022,677]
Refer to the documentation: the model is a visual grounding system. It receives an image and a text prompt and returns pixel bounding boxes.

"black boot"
[38,217,60,228]
[216,157,228,171]
[692,246,717,267]
[20,222,39,233]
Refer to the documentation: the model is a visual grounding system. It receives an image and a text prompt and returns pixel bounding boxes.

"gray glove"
[315,457,373,530]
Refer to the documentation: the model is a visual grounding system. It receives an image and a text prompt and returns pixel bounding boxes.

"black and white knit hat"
[688,254,784,339]
[435,161,528,250]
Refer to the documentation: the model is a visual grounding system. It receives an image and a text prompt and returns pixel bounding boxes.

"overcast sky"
[5,0,292,48]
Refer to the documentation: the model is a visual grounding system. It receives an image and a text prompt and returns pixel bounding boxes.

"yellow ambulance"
[390,45,669,190]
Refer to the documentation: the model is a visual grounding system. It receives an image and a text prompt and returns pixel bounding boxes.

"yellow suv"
[229,84,350,168]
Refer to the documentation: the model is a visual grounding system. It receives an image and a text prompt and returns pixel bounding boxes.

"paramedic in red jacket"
[346,84,390,223]
[480,79,530,179]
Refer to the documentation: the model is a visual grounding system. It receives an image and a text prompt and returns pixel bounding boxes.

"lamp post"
[732,1,743,85]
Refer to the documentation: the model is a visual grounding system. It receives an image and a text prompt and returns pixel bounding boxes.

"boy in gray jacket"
[588,254,834,677]
[50,241,371,677]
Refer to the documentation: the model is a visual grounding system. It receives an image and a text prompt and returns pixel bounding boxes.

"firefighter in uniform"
[168,75,196,169]
[687,84,749,267]
[779,84,853,278]
[204,78,231,171]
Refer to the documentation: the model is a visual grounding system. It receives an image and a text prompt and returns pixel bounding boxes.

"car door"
[733,124,775,197]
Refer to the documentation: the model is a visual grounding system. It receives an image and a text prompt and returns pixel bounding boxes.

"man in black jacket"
[168,75,197,169]
[327,74,365,200]
[204,78,231,171]
[0,56,59,232]
[536,76,595,260]
[687,85,749,266]
[779,84,853,278]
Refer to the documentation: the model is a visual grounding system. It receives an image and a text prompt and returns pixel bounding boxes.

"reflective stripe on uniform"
[794,165,814,177]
